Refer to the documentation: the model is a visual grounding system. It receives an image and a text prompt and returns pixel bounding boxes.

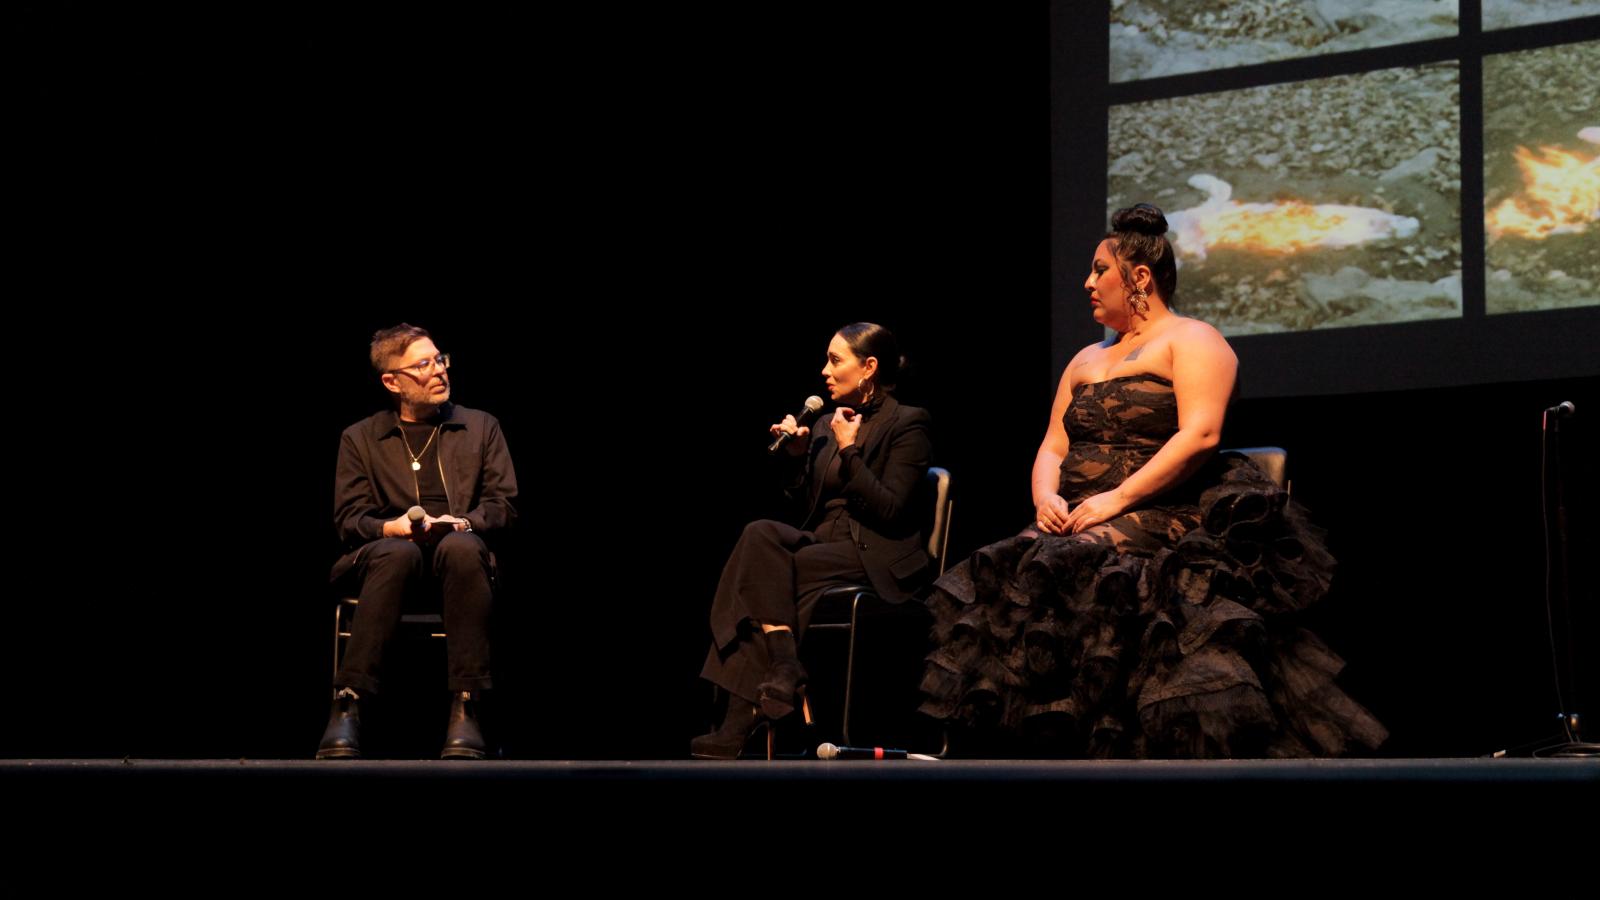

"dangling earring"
[1131,287,1150,317]
[860,379,875,405]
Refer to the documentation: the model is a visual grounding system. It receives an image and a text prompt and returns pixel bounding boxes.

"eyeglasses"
[388,353,451,379]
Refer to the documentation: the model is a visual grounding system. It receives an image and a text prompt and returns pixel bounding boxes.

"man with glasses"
[319,323,519,760]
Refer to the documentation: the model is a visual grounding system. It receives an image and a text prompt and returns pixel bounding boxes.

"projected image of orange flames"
[1168,175,1419,261]
[1191,203,1370,253]
[1486,130,1600,241]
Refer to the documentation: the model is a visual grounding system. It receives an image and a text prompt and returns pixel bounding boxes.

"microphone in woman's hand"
[407,505,427,534]
[768,395,825,454]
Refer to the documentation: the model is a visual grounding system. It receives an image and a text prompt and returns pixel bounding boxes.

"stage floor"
[8,758,1593,856]
[5,757,1596,784]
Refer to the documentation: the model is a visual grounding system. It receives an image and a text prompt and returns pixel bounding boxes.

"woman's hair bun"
[1111,203,1169,237]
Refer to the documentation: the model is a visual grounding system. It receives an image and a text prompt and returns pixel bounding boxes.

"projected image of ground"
[1483,41,1600,314]
[1107,64,1461,335]
[1483,0,1600,31]
[1109,0,1458,83]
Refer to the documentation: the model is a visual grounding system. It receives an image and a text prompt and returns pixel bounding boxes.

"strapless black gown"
[919,375,1387,758]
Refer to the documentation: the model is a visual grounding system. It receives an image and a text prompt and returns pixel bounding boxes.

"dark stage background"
[11,3,1596,762]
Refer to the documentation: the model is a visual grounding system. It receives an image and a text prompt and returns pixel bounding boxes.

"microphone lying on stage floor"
[817,742,939,761]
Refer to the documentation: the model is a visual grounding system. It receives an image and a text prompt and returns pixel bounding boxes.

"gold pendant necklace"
[399,424,440,472]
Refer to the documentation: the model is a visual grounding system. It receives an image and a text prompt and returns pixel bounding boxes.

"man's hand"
[382,514,419,539]
[382,513,470,539]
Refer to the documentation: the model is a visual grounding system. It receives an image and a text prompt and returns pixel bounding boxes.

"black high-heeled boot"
[690,694,762,759]
[757,629,808,720]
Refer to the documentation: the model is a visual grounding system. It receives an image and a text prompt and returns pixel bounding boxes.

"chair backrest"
[925,467,954,575]
[1227,446,1288,492]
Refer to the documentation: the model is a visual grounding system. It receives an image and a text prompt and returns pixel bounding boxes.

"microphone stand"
[1492,403,1598,758]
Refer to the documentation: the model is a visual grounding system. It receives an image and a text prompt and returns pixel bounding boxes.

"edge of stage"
[7,757,1595,785]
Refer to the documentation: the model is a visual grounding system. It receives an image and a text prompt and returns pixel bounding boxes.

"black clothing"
[331,402,517,694]
[701,395,933,703]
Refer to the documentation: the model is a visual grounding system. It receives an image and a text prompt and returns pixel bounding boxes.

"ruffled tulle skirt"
[919,455,1387,758]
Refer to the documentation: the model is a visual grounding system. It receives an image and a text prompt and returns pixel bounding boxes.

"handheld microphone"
[816,742,909,760]
[768,395,825,454]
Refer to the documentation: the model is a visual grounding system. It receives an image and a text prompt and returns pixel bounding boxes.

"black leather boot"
[757,629,808,720]
[690,694,762,759]
[316,687,362,760]
[440,691,488,760]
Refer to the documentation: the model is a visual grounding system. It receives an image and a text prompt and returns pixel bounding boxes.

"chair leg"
[841,591,863,746]
[332,602,345,686]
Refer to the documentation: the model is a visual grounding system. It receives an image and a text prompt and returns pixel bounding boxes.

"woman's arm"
[838,407,932,527]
